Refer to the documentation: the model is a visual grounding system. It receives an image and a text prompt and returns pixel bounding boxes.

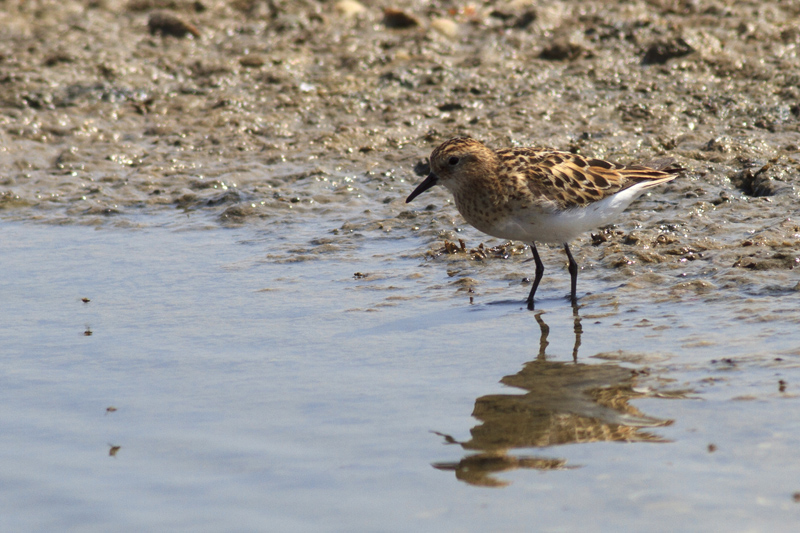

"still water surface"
[2,216,800,532]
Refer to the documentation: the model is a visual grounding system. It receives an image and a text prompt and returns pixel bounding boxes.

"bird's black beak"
[406,173,438,203]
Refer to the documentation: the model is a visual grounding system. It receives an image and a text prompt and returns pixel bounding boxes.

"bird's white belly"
[466,188,647,244]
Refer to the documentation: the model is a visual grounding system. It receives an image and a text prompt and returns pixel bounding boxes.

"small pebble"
[642,37,694,65]
[335,0,366,18]
[431,18,459,39]
[239,55,265,68]
[148,11,201,38]
[383,8,419,29]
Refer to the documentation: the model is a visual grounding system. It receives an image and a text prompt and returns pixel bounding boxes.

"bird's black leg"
[564,243,578,304]
[527,243,544,310]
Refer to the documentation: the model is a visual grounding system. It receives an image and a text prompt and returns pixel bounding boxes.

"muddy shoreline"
[1,0,798,296]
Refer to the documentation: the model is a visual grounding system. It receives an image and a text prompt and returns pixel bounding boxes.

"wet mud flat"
[1,0,800,531]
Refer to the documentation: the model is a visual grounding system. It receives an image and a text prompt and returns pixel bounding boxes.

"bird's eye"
[448,156,460,166]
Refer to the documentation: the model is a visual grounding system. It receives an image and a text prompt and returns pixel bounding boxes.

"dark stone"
[642,37,694,65]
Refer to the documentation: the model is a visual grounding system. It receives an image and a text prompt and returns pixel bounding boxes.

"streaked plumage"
[406,137,683,309]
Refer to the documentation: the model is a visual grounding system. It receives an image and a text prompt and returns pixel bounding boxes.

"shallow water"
[2,215,800,532]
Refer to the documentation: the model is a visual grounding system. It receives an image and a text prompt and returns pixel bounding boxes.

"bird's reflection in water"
[433,305,673,487]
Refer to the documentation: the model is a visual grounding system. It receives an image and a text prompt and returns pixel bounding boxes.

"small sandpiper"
[406,137,683,309]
